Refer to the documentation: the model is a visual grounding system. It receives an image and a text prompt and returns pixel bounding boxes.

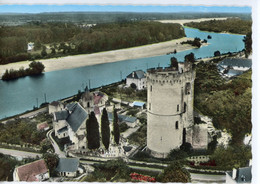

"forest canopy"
[0,21,185,64]
[184,18,252,35]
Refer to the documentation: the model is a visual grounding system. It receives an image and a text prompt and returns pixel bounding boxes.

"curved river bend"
[0,27,245,119]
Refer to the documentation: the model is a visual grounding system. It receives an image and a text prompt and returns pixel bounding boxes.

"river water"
[0,27,245,119]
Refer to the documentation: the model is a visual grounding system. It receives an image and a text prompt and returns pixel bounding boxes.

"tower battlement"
[147,67,195,85]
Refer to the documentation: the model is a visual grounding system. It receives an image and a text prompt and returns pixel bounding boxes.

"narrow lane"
[0,148,41,159]
[47,129,66,158]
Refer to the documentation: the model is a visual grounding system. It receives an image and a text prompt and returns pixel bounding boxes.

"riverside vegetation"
[2,61,45,80]
[0,21,185,64]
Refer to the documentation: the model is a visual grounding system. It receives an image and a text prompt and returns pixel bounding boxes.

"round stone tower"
[146,62,195,158]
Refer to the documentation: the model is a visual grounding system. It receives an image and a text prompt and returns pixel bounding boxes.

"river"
[0,27,245,119]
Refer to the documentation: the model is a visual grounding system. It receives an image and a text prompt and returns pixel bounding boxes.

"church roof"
[66,103,88,132]
[54,110,69,121]
[126,70,146,79]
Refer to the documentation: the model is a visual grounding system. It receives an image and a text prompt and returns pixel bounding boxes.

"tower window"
[184,102,187,113]
[175,121,179,129]
[87,102,90,108]
[149,103,151,110]
[150,85,152,92]
[177,104,179,112]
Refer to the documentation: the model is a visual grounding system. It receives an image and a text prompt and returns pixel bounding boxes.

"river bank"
[0,37,204,78]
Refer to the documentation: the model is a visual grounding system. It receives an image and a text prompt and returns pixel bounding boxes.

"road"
[190,173,226,183]
[47,129,66,158]
[1,107,47,124]
[0,148,41,160]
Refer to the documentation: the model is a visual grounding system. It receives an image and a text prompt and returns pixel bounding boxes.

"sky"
[0,5,251,14]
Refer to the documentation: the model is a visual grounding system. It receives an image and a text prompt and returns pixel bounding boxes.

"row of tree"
[2,61,45,80]
[87,108,120,150]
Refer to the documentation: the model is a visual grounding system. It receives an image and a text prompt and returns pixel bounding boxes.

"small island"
[2,61,45,81]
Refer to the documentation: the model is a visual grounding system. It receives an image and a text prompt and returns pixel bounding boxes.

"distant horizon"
[0,5,251,14]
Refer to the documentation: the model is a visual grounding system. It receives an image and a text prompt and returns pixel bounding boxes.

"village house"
[53,102,88,151]
[126,70,146,90]
[13,159,49,182]
[56,158,83,177]
[218,58,252,77]
[27,42,34,51]
[48,101,64,114]
[130,101,146,109]
[37,122,50,131]
[226,165,252,184]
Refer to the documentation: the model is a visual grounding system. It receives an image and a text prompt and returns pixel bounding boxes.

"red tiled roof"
[37,122,49,130]
[93,94,102,105]
[16,159,48,181]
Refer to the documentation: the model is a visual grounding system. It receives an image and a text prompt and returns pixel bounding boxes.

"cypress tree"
[86,111,100,149]
[113,108,120,144]
[101,108,110,150]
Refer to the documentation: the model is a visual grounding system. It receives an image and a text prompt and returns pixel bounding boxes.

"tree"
[214,50,221,57]
[184,52,195,63]
[158,161,191,182]
[29,61,45,74]
[87,111,100,149]
[243,31,252,58]
[101,108,110,150]
[113,108,120,144]
[43,153,59,177]
[51,48,56,54]
[170,56,178,69]
[41,46,47,57]
[193,37,201,48]
[34,40,42,50]
[130,83,137,89]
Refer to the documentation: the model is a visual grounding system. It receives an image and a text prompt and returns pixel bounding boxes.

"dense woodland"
[0,12,251,26]
[0,21,185,64]
[184,18,252,35]
[194,61,251,145]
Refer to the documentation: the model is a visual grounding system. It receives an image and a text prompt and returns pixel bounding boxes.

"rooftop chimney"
[132,72,135,78]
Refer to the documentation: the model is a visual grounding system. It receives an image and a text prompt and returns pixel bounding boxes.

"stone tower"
[146,61,195,158]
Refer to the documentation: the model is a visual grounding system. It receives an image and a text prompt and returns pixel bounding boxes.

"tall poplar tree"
[86,111,100,149]
[101,108,110,150]
[113,108,120,144]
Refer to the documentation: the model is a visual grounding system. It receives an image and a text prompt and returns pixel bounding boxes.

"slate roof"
[54,110,69,121]
[56,158,79,173]
[107,112,137,123]
[126,70,146,79]
[66,103,88,132]
[15,159,48,182]
[50,101,61,106]
[124,116,137,123]
[219,58,252,68]
[227,166,252,183]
